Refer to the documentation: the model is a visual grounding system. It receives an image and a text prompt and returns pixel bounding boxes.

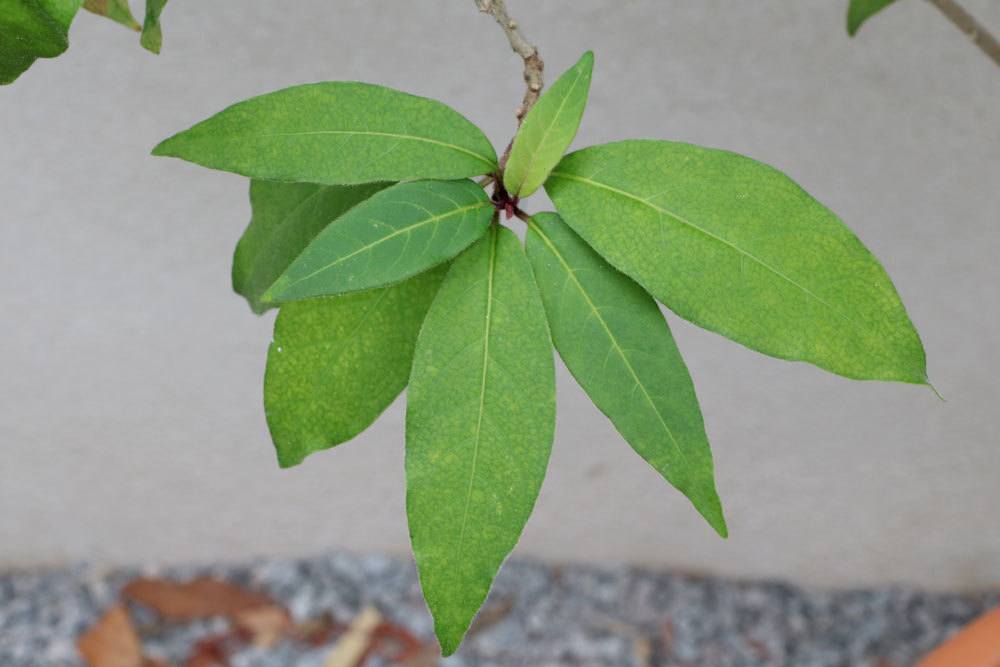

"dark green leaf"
[847,0,898,35]
[263,179,493,304]
[152,82,498,184]
[503,51,593,198]
[0,0,81,84]
[139,0,164,53]
[525,212,726,537]
[233,180,390,314]
[265,266,448,468]
[83,0,139,31]
[547,140,927,384]
[406,225,555,655]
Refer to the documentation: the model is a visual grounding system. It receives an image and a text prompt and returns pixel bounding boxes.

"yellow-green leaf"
[525,212,726,537]
[265,266,448,468]
[233,180,390,314]
[263,179,493,304]
[546,140,927,384]
[153,82,498,184]
[406,225,555,655]
[503,51,593,198]
[139,0,164,53]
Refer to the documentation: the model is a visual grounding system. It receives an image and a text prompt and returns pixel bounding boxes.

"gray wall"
[2,0,998,590]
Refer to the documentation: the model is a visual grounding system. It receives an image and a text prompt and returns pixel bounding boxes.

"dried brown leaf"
[122,577,276,621]
[77,606,145,667]
[234,605,292,648]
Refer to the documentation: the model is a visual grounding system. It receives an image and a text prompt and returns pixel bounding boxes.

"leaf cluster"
[0,0,165,84]
[153,51,928,654]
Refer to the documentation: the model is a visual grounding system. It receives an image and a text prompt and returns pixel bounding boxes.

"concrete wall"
[2,0,998,590]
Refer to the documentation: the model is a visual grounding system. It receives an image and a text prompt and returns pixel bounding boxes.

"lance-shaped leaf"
[263,179,493,304]
[139,0,165,53]
[83,0,139,31]
[525,212,726,537]
[547,140,927,384]
[233,180,390,314]
[503,51,593,198]
[847,0,898,35]
[1,0,81,84]
[406,225,555,655]
[265,266,448,468]
[152,82,498,184]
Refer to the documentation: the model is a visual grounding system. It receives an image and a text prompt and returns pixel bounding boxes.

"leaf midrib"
[253,130,497,170]
[279,200,489,292]
[459,227,498,554]
[529,220,685,463]
[548,171,862,334]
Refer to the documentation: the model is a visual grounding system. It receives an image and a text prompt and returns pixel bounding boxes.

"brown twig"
[474,0,545,172]
[926,0,1000,68]
[474,0,545,120]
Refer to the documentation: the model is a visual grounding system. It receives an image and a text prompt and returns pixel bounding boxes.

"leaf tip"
[150,136,175,157]
[704,503,728,539]
[260,276,291,305]
[276,450,305,469]
[691,484,728,539]
[436,630,463,657]
[925,378,946,402]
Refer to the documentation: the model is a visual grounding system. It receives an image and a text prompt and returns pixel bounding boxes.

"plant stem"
[474,0,545,171]
[474,0,545,121]
[926,0,1000,68]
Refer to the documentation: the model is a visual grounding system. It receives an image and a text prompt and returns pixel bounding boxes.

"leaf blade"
[263,179,493,304]
[546,140,927,384]
[406,225,555,655]
[265,266,448,468]
[233,180,390,313]
[847,0,898,35]
[139,0,165,53]
[503,51,593,198]
[525,212,726,536]
[82,0,139,31]
[152,82,498,184]
[0,0,82,84]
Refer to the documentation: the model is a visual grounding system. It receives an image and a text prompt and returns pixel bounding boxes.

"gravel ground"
[1,553,997,667]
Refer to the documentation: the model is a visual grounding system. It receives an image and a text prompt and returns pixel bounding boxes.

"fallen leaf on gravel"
[122,577,276,621]
[324,606,382,667]
[78,606,144,667]
[291,613,345,646]
[369,620,423,662]
[234,605,292,647]
[184,634,233,667]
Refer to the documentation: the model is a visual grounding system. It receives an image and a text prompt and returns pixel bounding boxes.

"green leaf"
[152,82,498,184]
[82,0,139,31]
[406,225,555,655]
[0,0,82,84]
[263,179,493,304]
[525,212,726,537]
[503,51,593,198]
[233,180,390,314]
[546,140,927,384]
[847,0,898,35]
[139,0,164,53]
[265,266,448,468]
